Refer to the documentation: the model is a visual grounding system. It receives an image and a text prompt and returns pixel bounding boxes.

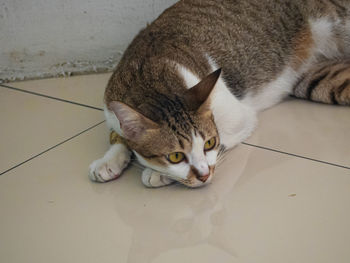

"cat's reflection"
[107,145,252,263]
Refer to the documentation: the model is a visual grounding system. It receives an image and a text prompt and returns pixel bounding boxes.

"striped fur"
[294,60,350,105]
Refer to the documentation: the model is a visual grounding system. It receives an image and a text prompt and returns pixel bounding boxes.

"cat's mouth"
[176,166,215,188]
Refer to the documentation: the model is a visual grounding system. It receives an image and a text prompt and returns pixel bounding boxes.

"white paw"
[141,168,174,188]
[89,144,131,183]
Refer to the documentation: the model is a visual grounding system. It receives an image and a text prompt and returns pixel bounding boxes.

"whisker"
[215,146,234,168]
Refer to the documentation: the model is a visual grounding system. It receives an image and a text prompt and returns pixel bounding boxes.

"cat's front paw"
[141,168,175,188]
[89,144,131,183]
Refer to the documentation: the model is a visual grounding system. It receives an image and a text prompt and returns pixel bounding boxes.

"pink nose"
[197,173,210,183]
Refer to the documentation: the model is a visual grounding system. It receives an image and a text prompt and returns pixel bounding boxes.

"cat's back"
[105,0,348,106]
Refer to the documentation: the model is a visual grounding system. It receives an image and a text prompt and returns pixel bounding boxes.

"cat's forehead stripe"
[177,132,191,142]
[146,93,198,136]
[178,139,184,149]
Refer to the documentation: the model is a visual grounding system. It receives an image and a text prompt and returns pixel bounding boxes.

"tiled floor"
[0,74,349,263]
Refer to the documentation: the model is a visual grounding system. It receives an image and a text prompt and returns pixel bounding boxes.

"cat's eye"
[204,137,216,151]
[167,152,185,164]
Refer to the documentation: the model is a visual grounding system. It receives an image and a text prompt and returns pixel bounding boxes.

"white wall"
[0,0,177,82]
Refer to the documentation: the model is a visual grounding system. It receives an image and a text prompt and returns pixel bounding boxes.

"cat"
[89,0,350,188]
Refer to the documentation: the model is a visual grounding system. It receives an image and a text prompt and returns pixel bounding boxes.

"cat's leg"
[141,168,175,188]
[293,59,350,105]
[89,131,132,183]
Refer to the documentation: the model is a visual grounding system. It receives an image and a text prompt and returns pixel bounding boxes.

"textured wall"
[0,0,177,82]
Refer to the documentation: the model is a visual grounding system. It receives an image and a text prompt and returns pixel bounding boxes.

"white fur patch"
[309,18,339,59]
[242,67,298,111]
[189,132,209,176]
[104,104,123,136]
[206,150,218,166]
[176,64,200,88]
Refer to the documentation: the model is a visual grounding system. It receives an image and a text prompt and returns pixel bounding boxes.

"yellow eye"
[204,137,216,151]
[167,152,185,164]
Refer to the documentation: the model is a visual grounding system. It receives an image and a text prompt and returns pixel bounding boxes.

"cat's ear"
[185,68,221,112]
[109,101,159,141]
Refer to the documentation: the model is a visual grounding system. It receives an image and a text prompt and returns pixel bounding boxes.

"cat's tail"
[293,60,350,105]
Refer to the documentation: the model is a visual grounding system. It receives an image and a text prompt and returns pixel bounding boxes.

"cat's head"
[110,69,222,188]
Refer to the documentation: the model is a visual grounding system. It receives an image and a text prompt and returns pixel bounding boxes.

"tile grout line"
[1,122,347,175]
[242,142,350,170]
[0,83,104,111]
[0,120,106,176]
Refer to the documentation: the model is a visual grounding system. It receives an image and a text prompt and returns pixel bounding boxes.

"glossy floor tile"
[8,73,111,109]
[1,74,349,263]
[0,124,349,263]
[0,87,104,175]
[246,98,350,168]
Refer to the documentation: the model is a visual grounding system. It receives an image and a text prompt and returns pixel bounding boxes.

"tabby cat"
[89,0,350,188]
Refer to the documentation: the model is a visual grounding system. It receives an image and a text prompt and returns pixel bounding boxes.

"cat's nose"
[197,163,209,175]
[190,165,210,183]
[197,173,210,183]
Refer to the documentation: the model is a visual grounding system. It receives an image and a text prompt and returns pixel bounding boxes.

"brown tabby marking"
[292,28,314,69]
[110,131,127,146]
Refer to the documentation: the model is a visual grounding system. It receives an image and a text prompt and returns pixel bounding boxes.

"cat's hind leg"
[293,59,350,105]
[89,131,131,183]
[141,168,175,188]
